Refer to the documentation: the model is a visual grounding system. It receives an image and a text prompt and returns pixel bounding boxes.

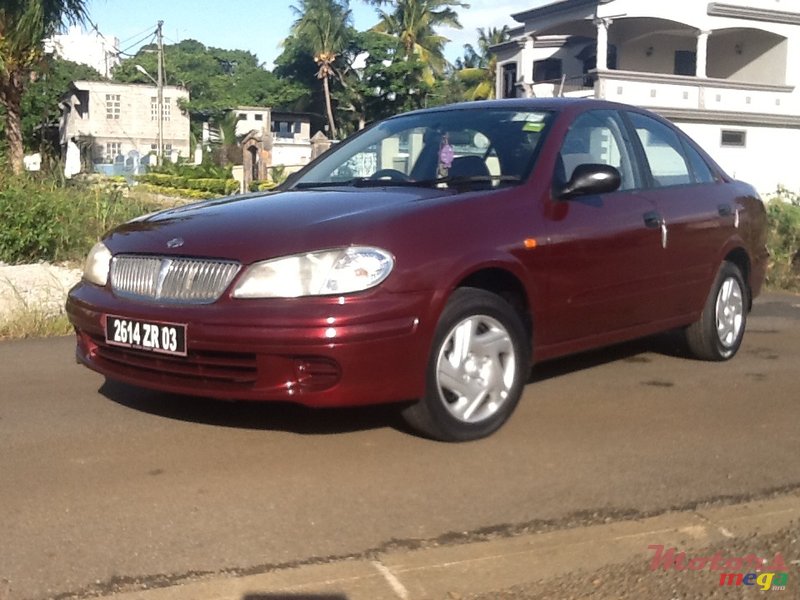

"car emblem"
[167,237,184,249]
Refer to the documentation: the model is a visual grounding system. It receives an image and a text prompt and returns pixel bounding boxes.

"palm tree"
[366,0,468,78]
[0,0,88,173]
[290,0,352,139]
[457,26,510,100]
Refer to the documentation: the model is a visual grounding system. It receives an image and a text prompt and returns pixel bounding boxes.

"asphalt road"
[1,292,799,600]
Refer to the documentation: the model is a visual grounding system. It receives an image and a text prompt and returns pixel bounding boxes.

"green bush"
[138,183,217,200]
[137,173,237,196]
[183,178,238,195]
[148,160,232,180]
[0,172,157,264]
[137,173,186,188]
[248,180,278,192]
[766,188,800,291]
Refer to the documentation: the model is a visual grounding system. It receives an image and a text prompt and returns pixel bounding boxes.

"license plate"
[105,315,187,357]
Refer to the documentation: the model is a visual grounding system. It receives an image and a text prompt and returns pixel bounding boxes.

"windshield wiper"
[294,175,522,190]
[294,177,422,189]
[412,175,523,188]
[293,180,356,189]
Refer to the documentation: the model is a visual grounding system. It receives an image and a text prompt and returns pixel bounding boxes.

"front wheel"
[402,288,530,442]
[685,262,748,361]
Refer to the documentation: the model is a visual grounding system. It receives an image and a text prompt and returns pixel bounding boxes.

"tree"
[456,26,510,100]
[289,0,353,139]
[19,56,103,158]
[365,0,468,78]
[0,0,88,173]
[335,30,430,132]
[113,40,307,122]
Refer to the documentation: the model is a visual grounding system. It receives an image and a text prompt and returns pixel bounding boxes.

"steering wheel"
[369,168,413,182]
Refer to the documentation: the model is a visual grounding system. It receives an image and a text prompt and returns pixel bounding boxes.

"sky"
[83,0,546,69]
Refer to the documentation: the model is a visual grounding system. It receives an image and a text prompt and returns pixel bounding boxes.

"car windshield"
[292,108,553,191]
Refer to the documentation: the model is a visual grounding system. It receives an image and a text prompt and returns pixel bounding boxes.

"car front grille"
[110,255,240,304]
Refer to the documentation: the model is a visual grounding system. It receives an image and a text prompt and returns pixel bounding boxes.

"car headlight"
[83,241,112,286]
[232,247,394,298]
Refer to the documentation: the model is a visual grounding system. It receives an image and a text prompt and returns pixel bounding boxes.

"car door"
[541,109,667,346]
[624,111,734,319]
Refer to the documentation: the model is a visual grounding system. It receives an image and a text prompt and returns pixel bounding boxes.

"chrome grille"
[110,255,240,304]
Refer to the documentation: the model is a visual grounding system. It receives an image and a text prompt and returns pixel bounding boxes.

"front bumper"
[66,282,435,407]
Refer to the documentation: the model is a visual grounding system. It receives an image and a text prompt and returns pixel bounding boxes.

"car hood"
[105,187,453,264]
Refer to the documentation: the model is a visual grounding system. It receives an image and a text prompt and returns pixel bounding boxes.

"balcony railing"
[594,70,798,121]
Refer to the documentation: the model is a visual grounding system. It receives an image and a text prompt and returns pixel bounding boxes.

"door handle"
[643,211,668,249]
[643,211,663,228]
[718,203,733,217]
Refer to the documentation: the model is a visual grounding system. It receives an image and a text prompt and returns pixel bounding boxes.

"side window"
[629,113,692,187]
[682,141,716,184]
[558,110,638,191]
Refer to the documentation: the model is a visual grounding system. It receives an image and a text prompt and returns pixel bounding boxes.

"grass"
[0,310,72,340]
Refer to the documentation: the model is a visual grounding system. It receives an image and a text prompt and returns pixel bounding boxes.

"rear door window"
[628,112,693,188]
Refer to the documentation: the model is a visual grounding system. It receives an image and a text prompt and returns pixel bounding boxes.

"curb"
[90,493,800,600]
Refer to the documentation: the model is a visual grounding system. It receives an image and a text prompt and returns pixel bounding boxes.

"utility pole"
[156,20,164,167]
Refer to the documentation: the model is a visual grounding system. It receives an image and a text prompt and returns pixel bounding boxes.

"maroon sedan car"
[67,99,768,441]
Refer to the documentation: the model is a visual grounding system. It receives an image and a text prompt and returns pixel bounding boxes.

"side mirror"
[558,164,621,200]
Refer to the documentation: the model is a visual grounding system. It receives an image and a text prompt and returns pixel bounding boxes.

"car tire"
[685,262,748,361]
[402,287,530,442]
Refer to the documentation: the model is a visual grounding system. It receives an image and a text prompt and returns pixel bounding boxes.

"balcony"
[595,70,799,125]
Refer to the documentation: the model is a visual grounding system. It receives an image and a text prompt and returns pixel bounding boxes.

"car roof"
[395,97,639,118]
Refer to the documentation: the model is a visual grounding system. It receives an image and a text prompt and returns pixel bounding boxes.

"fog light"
[295,357,341,392]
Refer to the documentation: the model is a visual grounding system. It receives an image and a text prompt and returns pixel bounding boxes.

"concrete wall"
[235,108,271,138]
[272,142,312,169]
[708,32,788,84]
[47,26,119,77]
[676,121,800,193]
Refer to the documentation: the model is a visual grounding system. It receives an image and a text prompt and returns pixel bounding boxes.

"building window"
[105,94,120,119]
[674,51,697,76]
[721,130,746,147]
[272,121,297,138]
[238,113,247,120]
[502,63,518,99]
[105,141,121,162]
[151,97,171,121]
[533,58,563,83]
[254,114,263,121]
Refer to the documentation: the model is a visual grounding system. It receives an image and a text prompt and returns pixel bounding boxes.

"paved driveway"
[1,292,798,599]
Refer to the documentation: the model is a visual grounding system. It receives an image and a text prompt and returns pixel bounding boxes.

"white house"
[45,26,120,78]
[492,0,800,193]
[234,106,313,163]
[237,108,325,190]
[60,80,190,174]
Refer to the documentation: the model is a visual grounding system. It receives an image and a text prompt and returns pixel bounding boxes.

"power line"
[118,24,160,46]
[116,30,158,57]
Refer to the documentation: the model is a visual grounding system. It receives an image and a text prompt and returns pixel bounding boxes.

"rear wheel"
[685,262,748,361]
[402,288,530,442]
